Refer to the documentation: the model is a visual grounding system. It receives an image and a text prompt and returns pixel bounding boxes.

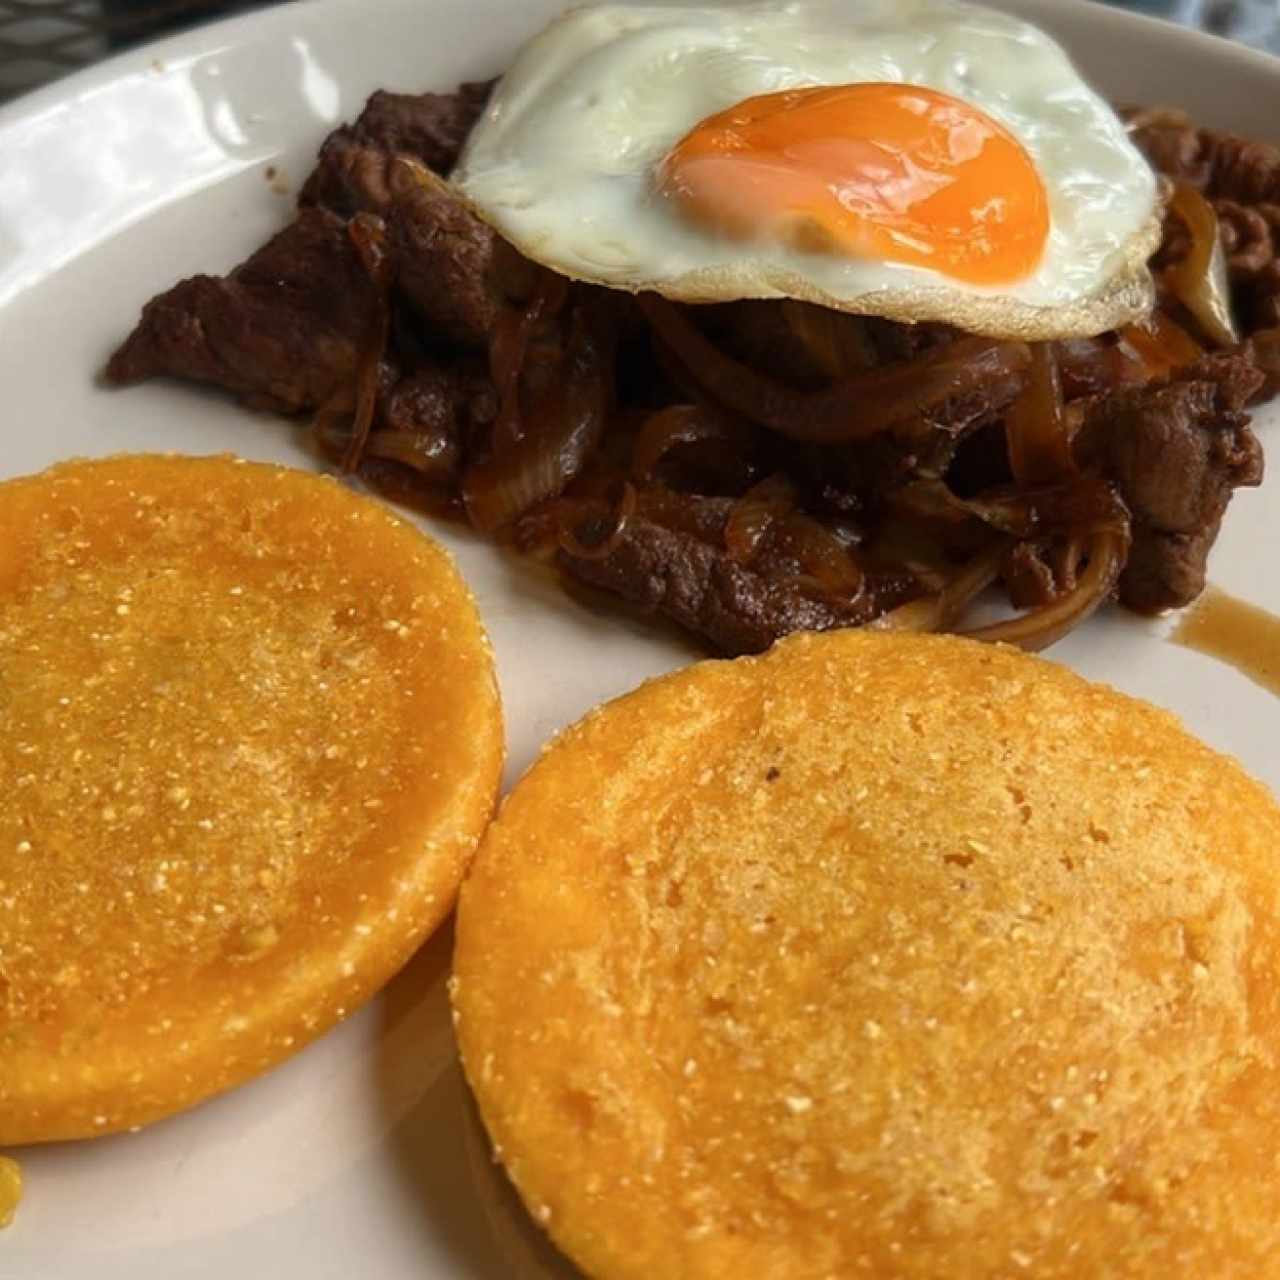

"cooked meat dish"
[105,84,1280,656]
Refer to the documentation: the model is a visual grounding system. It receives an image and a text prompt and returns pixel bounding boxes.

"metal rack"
[0,0,286,101]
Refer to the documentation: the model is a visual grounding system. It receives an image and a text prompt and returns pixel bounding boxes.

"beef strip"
[374,357,495,473]
[1119,520,1225,614]
[1156,196,1280,333]
[557,495,895,656]
[863,317,959,364]
[1236,258,1280,335]
[385,161,498,347]
[297,80,501,347]
[1079,353,1264,612]
[894,368,1029,480]
[1124,108,1280,340]
[107,139,498,408]
[296,81,501,345]
[1123,108,1280,204]
[307,357,497,512]
[1241,327,1280,401]
[559,519,881,655]
[301,351,493,500]
[1216,199,1280,277]
[104,87,1278,653]
[700,301,861,386]
[298,139,402,219]
[104,208,379,414]
[383,358,496,443]
[299,81,494,216]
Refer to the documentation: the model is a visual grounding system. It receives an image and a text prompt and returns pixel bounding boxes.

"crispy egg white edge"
[453,0,1163,340]
[457,192,1162,341]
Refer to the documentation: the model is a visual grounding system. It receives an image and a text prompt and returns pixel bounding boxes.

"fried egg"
[454,0,1162,340]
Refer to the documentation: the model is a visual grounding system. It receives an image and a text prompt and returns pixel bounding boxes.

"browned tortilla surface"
[0,453,503,1144]
[454,629,1280,1278]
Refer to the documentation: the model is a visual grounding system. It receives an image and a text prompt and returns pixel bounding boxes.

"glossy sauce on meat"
[1172,584,1280,696]
[101,85,1280,657]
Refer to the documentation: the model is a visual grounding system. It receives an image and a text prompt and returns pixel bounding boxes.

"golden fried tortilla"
[453,630,1280,1279]
[0,453,503,1144]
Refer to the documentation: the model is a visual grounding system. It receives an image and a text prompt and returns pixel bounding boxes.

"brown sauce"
[1171,586,1280,697]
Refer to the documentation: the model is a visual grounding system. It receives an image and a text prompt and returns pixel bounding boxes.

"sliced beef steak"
[315,356,497,497]
[1080,353,1264,612]
[557,496,892,656]
[1124,107,1280,342]
[104,208,379,414]
[1120,520,1226,615]
[299,81,494,215]
[386,162,497,347]
[107,163,498,411]
[1123,107,1280,206]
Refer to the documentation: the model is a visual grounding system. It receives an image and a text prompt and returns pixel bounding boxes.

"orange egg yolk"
[659,83,1050,286]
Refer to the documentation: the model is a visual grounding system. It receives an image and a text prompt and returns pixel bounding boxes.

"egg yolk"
[659,83,1050,286]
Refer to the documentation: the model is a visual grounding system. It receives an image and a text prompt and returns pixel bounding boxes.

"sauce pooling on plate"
[1172,585,1280,696]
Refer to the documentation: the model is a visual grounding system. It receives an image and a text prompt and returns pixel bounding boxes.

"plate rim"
[2,0,1280,138]
[1,1,1279,1276]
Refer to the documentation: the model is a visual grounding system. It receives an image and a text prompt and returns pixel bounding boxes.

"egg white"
[454,0,1161,341]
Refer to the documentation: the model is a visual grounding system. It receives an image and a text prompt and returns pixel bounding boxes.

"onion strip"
[341,213,394,473]
[361,425,458,481]
[1165,184,1239,349]
[723,474,795,564]
[557,481,637,561]
[639,294,1032,443]
[488,269,572,456]
[781,301,876,378]
[871,541,1010,635]
[772,512,865,601]
[1117,312,1203,379]
[1005,343,1074,487]
[962,527,1127,652]
[463,296,615,533]
[630,405,756,485]
[722,474,863,601]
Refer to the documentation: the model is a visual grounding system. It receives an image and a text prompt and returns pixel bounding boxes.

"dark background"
[0,0,1277,105]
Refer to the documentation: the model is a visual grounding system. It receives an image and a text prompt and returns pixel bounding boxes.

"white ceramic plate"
[0,2,1277,1276]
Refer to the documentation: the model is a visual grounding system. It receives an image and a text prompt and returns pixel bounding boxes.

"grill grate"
[0,0,286,101]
